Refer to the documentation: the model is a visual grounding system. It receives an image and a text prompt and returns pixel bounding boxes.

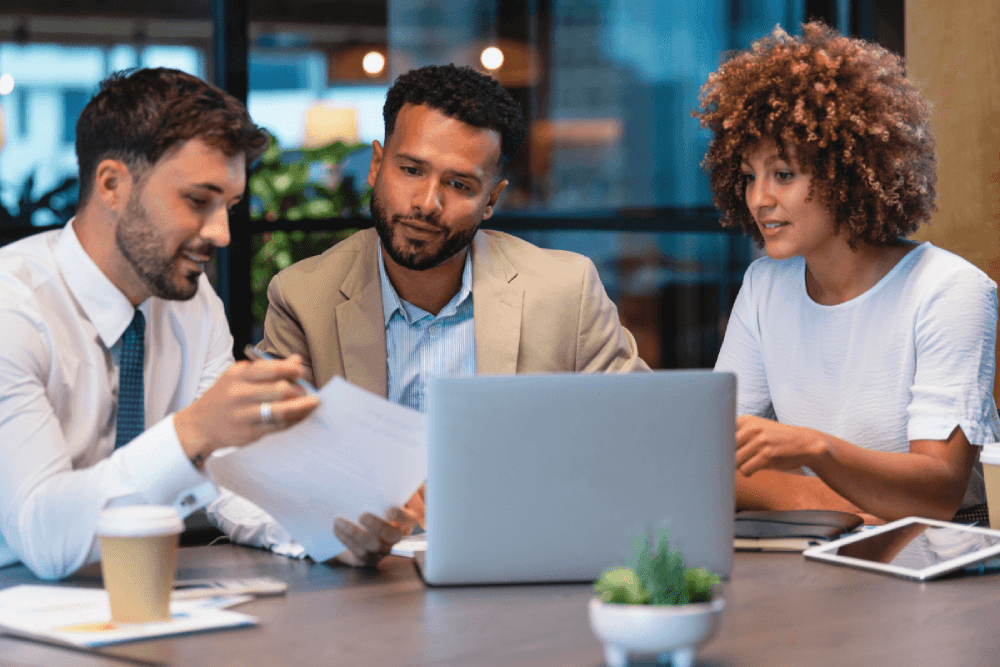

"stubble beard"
[115,192,211,301]
[371,191,478,271]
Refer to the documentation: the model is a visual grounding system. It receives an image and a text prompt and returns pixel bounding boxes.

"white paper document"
[208,377,426,563]
[0,585,255,647]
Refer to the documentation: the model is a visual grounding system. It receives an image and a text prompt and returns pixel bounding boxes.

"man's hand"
[333,485,425,567]
[736,415,826,477]
[174,355,319,462]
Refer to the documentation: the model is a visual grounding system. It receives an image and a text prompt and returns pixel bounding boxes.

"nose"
[201,205,231,248]
[412,179,443,218]
[745,175,775,216]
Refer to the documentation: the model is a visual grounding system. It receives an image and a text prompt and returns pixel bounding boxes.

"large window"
[0,0,903,367]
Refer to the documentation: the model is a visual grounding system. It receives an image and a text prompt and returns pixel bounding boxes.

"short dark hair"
[694,22,936,247]
[75,68,268,207]
[383,64,527,172]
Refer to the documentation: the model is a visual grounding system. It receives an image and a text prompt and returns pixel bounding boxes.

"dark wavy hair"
[76,68,268,207]
[383,64,527,172]
[694,22,937,247]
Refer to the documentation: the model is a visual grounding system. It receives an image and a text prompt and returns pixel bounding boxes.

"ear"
[366,140,384,189]
[92,159,134,213]
[481,178,508,220]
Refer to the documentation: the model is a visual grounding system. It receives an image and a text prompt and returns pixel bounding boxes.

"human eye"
[401,165,420,176]
[449,179,470,192]
[186,194,208,209]
[775,170,794,181]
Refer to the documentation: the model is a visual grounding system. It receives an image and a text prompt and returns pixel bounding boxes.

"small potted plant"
[589,530,724,667]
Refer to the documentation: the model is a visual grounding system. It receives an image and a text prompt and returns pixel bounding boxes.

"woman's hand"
[735,415,826,476]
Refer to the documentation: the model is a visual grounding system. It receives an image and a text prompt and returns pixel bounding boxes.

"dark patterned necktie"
[115,310,145,449]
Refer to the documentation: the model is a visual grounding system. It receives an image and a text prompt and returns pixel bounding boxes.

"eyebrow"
[190,182,226,194]
[741,154,789,169]
[395,152,484,186]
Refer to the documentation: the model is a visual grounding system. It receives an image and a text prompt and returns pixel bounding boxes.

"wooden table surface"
[2,544,1000,667]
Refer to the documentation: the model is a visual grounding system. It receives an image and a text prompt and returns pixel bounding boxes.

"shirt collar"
[377,240,473,327]
[54,218,146,348]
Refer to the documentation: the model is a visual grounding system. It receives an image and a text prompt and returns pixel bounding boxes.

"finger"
[269,395,321,424]
[735,436,761,469]
[360,513,403,545]
[386,506,420,534]
[736,443,770,476]
[239,358,309,383]
[334,518,382,562]
[405,488,425,518]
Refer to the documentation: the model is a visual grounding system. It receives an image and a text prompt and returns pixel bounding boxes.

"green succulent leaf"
[594,566,649,604]
[604,529,720,607]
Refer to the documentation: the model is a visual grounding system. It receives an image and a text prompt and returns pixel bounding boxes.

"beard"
[371,190,478,271]
[115,193,213,301]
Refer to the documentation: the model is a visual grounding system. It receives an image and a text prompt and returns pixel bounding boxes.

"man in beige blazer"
[216,64,647,566]
[261,225,647,394]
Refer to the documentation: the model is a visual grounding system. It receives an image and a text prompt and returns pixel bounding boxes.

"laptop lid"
[420,370,735,585]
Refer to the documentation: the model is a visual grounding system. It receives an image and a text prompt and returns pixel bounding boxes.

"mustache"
[393,211,443,229]
[179,241,218,259]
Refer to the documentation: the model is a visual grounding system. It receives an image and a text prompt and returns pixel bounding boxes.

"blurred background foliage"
[0,171,78,227]
[248,134,373,329]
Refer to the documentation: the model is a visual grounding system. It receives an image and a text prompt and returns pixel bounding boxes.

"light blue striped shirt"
[378,244,476,412]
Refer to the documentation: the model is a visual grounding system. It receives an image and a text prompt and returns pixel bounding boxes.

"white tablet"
[804,517,1000,581]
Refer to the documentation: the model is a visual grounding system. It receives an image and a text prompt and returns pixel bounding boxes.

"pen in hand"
[243,344,319,396]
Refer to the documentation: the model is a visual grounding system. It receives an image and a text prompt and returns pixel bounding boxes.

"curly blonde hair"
[693,22,936,247]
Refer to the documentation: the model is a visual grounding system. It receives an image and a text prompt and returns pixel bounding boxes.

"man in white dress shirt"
[0,68,318,579]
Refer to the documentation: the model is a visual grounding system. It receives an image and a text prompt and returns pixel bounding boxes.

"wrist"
[806,432,832,469]
[174,407,213,469]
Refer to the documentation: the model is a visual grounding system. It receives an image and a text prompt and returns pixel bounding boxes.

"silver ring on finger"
[260,401,273,425]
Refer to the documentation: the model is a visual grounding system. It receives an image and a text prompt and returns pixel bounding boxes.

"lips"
[398,219,444,240]
[179,244,214,272]
[759,220,788,233]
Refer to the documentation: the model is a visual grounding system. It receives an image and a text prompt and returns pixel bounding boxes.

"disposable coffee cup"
[97,506,184,624]
[979,446,1000,530]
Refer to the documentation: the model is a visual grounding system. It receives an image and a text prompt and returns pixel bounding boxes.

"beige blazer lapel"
[471,231,523,375]
[335,234,388,396]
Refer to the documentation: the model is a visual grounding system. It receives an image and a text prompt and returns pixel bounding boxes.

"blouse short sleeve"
[907,263,1000,445]
[715,260,776,420]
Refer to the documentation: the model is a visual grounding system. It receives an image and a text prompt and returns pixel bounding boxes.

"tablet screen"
[832,522,1000,571]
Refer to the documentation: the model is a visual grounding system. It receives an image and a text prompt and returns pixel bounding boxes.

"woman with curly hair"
[695,22,1000,523]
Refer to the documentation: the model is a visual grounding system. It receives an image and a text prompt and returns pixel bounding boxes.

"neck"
[381,246,467,316]
[74,206,150,307]
[803,238,917,305]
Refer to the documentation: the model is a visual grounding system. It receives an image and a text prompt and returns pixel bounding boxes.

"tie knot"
[123,310,145,346]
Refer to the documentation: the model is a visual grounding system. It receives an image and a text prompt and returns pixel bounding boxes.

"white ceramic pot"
[588,596,725,667]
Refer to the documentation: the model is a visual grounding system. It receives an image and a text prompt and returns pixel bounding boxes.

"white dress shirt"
[0,221,226,579]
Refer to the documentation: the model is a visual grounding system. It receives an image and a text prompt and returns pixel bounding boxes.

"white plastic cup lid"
[980,446,1000,467]
[96,506,184,537]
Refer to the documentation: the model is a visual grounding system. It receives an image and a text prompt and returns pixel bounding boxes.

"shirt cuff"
[908,412,1000,446]
[116,415,219,517]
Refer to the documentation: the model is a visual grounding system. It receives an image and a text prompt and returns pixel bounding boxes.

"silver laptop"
[418,370,735,585]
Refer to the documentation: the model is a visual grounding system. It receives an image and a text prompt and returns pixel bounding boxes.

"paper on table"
[0,585,255,648]
[207,376,426,563]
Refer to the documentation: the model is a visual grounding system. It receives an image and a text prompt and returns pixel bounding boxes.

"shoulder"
[908,243,996,292]
[0,230,61,292]
[899,244,998,328]
[0,231,64,319]
[476,229,596,283]
[736,255,804,302]
[271,228,376,293]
